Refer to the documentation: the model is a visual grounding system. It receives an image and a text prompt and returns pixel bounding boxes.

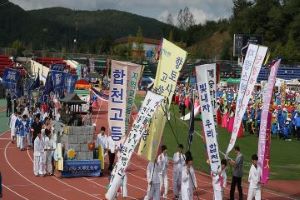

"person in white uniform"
[181,152,197,200]
[44,129,56,175]
[247,154,262,200]
[33,132,45,176]
[107,135,116,174]
[144,157,161,200]
[9,111,17,143]
[95,126,107,172]
[213,159,227,200]
[158,145,169,198]
[173,144,185,199]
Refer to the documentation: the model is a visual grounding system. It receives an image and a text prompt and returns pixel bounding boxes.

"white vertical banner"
[125,64,142,133]
[108,60,128,141]
[226,44,268,155]
[202,63,217,113]
[196,65,221,173]
[105,91,164,200]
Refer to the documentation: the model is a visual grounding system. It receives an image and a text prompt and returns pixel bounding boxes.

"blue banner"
[51,70,65,97]
[64,73,78,94]
[51,63,65,71]
[61,160,101,178]
[2,68,22,97]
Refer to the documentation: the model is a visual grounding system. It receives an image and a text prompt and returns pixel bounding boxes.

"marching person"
[247,154,261,200]
[213,159,228,200]
[27,111,34,148]
[107,134,116,174]
[33,132,45,176]
[31,116,43,147]
[95,126,107,173]
[173,144,185,199]
[181,152,197,200]
[6,93,12,117]
[158,145,168,199]
[17,115,30,151]
[15,112,22,149]
[9,111,17,143]
[229,146,244,200]
[44,129,56,175]
[144,157,161,200]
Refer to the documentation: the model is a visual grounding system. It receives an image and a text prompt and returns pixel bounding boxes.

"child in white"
[213,159,227,200]
[44,130,56,175]
[247,154,262,200]
[9,111,17,143]
[144,158,161,200]
[33,132,45,176]
[181,154,197,200]
[157,145,168,198]
[173,144,185,199]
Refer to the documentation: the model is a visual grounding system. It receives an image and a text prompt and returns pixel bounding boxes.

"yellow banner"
[137,39,187,161]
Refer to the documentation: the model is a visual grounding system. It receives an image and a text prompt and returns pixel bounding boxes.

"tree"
[232,0,252,18]
[166,13,174,25]
[177,7,195,30]
[11,40,24,56]
[168,30,174,42]
[134,27,144,62]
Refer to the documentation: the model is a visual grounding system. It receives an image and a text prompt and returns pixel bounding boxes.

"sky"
[9,0,233,24]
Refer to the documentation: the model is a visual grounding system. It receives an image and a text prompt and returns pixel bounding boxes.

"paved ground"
[0,97,299,199]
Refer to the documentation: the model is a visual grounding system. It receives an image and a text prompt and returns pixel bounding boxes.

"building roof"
[114,36,160,45]
[59,93,86,104]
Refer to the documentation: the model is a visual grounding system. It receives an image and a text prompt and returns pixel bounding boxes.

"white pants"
[10,128,15,140]
[181,187,193,200]
[247,187,261,200]
[27,132,32,146]
[16,135,20,148]
[45,151,53,174]
[121,174,128,197]
[159,173,168,197]
[144,183,160,200]
[214,189,223,200]
[34,155,45,176]
[173,170,182,197]
[19,136,25,149]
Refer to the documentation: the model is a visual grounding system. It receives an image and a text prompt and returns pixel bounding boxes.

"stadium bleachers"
[0,55,14,77]
[257,67,300,82]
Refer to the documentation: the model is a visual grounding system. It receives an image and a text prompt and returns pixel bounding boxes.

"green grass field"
[0,99,10,134]
[135,94,300,180]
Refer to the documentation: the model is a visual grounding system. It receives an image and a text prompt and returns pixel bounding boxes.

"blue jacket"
[295,115,300,127]
[16,120,30,137]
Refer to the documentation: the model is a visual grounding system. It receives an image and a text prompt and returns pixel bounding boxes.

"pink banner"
[257,59,281,184]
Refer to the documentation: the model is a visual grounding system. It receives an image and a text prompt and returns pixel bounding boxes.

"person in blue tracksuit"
[277,110,285,139]
[283,121,291,140]
[294,111,300,141]
[256,108,262,136]
[15,112,22,149]
[16,115,30,151]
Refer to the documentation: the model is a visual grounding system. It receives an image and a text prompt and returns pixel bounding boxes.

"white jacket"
[146,161,161,184]
[157,153,168,175]
[173,152,185,171]
[248,164,261,189]
[34,137,45,156]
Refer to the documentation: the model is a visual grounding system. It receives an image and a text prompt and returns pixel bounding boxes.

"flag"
[226,44,268,155]
[137,38,187,161]
[106,91,164,200]
[108,60,128,141]
[64,73,78,93]
[257,59,281,184]
[43,72,53,95]
[51,70,65,97]
[188,94,194,149]
[30,73,40,90]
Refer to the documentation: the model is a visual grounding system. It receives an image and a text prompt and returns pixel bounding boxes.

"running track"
[0,101,299,199]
